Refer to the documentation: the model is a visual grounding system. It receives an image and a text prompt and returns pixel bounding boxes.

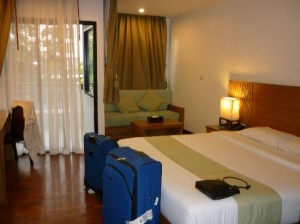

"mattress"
[118,130,300,224]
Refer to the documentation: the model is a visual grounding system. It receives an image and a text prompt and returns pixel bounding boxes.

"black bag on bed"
[195,176,251,200]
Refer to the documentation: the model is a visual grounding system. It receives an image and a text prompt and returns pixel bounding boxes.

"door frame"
[80,20,98,133]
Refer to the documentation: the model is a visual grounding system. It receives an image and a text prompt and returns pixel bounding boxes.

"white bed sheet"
[118,131,300,224]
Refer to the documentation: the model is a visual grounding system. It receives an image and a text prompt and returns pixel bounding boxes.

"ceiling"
[117,0,228,17]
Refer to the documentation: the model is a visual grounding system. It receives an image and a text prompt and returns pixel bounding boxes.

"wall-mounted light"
[219,97,240,128]
[138,8,145,13]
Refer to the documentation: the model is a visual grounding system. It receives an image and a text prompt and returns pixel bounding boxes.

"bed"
[117,81,300,224]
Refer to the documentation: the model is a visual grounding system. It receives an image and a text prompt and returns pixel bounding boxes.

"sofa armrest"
[167,104,184,123]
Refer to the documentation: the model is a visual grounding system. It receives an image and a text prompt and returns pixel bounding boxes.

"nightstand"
[206,124,245,133]
[205,125,222,133]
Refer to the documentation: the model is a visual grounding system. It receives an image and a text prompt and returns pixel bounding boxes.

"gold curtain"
[117,14,167,90]
[103,0,120,104]
[0,0,15,75]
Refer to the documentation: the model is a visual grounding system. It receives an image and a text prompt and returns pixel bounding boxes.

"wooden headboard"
[228,80,300,137]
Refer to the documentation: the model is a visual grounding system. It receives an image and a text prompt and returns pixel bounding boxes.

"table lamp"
[219,97,240,129]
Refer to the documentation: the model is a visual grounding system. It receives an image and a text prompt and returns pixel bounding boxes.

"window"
[83,26,95,97]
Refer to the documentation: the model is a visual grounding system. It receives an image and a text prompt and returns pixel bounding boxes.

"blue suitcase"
[103,147,162,224]
[84,133,118,197]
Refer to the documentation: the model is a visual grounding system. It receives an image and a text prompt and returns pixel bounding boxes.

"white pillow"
[278,137,300,155]
[239,127,295,148]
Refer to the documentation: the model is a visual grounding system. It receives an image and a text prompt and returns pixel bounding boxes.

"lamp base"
[219,118,240,129]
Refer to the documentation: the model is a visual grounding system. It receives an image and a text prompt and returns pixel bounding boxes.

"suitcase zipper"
[110,153,138,221]
[105,164,133,200]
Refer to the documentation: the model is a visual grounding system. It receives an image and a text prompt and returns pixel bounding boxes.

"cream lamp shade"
[220,97,240,121]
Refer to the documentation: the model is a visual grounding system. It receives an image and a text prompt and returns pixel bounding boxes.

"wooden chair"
[10,106,25,161]
[5,106,33,165]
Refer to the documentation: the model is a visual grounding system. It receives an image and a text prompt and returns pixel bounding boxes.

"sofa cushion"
[117,95,140,113]
[138,90,163,112]
[105,103,118,112]
[105,110,180,127]
[104,89,172,112]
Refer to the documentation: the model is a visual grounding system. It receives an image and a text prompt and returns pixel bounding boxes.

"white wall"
[169,0,300,133]
[80,0,105,134]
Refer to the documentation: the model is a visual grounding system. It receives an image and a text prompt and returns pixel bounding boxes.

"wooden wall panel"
[228,80,253,126]
[229,80,300,137]
[250,83,300,137]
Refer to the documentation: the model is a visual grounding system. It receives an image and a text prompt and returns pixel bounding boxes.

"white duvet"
[118,131,300,224]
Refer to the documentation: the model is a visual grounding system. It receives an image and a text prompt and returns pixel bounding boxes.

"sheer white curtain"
[0,0,83,154]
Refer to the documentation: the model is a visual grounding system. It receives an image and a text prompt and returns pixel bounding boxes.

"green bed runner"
[145,136,281,224]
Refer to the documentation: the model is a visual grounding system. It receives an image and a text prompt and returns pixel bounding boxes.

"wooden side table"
[206,124,245,133]
[131,119,184,137]
[205,125,222,133]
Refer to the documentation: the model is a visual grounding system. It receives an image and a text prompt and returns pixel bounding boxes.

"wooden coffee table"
[131,119,184,137]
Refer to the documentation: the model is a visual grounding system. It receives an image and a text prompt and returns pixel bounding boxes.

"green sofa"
[105,89,184,140]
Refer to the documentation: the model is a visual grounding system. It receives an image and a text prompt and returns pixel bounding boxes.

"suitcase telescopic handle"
[88,134,104,144]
